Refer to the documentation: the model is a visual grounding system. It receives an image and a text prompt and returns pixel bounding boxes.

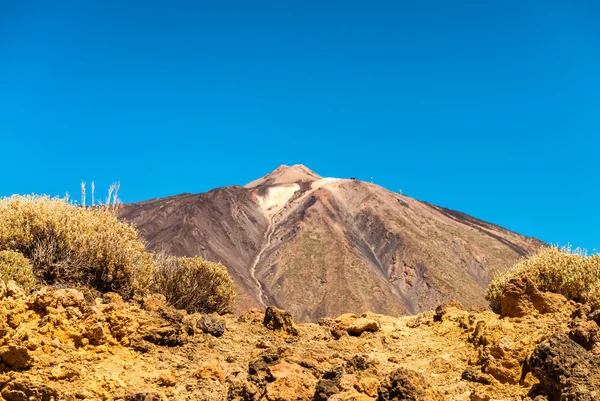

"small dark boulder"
[248,353,280,384]
[197,315,226,337]
[346,354,376,372]
[313,379,339,401]
[461,367,494,385]
[263,306,298,336]
[322,366,345,383]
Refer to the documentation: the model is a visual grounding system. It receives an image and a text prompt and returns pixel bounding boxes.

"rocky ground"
[0,275,599,401]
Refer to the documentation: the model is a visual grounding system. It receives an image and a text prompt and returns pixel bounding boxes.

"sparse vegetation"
[486,246,600,313]
[0,250,37,292]
[0,195,154,298]
[0,195,237,313]
[153,252,235,314]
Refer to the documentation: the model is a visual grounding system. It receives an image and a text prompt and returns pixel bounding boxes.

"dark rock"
[378,367,446,401]
[461,367,494,385]
[346,354,375,372]
[589,309,600,325]
[248,353,280,384]
[570,318,600,351]
[322,366,345,383]
[263,306,298,336]
[197,315,226,337]
[529,333,600,401]
[313,379,339,401]
[569,304,600,352]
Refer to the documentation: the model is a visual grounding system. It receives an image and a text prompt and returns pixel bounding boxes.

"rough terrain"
[3,274,599,401]
[121,165,544,321]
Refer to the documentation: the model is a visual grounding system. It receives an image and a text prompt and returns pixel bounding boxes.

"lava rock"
[263,306,298,336]
[197,315,226,337]
[529,333,600,401]
[461,367,494,385]
[500,275,566,318]
[248,353,280,384]
[569,304,600,353]
[313,379,339,401]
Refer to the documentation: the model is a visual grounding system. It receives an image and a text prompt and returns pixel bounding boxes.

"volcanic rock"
[529,333,600,400]
[500,275,566,318]
[263,306,299,336]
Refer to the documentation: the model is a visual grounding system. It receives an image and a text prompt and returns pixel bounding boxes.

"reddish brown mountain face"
[120,165,544,322]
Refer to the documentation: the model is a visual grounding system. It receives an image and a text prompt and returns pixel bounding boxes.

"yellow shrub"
[0,250,37,292]
[153,253,235,314]
[0,195,155,298]
[486,246,600,313]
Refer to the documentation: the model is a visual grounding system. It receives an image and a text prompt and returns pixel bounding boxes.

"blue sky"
[1,1,599,250]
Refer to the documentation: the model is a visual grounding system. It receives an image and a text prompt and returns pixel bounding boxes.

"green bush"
[153,253,235,314]
[486,246,600,313]
[0,250,37,292]
[0,195,155,298]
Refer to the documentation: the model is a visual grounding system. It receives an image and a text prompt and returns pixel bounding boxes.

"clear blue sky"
[1,1,599,251]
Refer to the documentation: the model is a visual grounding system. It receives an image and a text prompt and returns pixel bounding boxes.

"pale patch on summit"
[257,184,300,217]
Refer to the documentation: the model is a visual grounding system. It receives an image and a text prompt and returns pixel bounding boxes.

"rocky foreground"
[0,275,599,401]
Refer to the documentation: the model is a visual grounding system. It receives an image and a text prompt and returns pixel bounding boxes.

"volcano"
[120,165,543,321]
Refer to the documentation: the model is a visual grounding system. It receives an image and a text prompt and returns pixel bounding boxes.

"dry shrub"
[0,195,155,298]
[0,250,37,292]
[153,252,235,314]
[486,246,600,313]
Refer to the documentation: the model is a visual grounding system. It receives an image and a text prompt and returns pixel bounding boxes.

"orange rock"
[263,362,317,401]
[355,377,379,397]
[158,372,176,387]
[196,360,225,383]
[500,275,566,318]
[142,294,167,312]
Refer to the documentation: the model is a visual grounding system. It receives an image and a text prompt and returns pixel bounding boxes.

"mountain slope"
[120,165,544,321]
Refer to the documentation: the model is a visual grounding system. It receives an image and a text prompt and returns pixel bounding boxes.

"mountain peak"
[245,164,322,188]
[122,166,544,322]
